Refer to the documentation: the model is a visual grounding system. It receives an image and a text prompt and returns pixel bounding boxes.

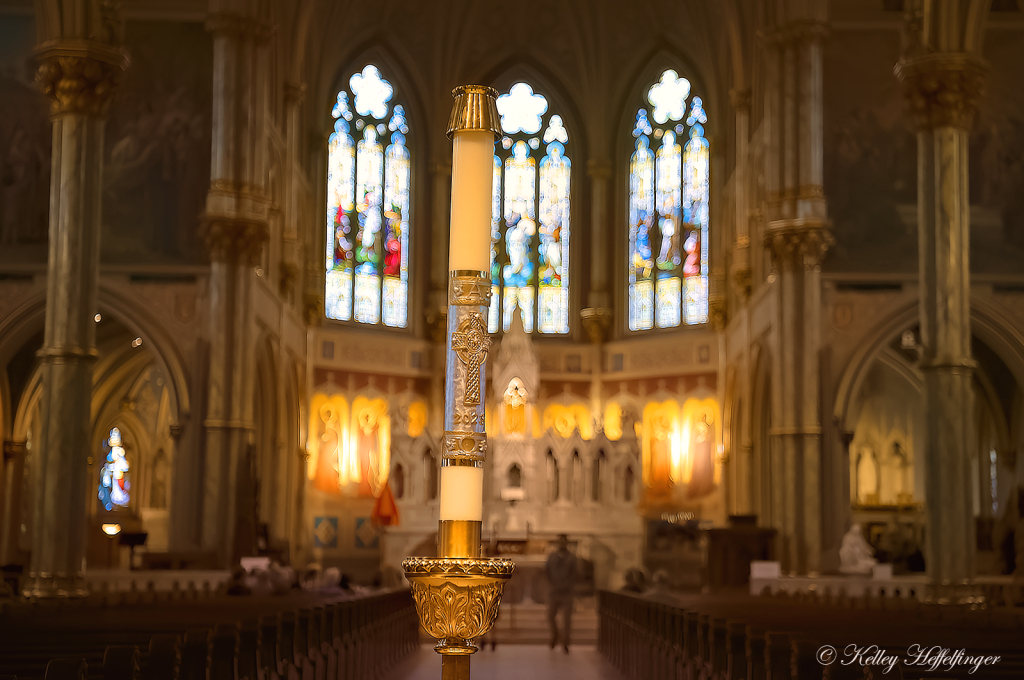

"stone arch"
[833,297,1024,433]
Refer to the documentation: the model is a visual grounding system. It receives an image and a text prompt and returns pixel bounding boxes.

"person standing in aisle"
[545,534,577,653]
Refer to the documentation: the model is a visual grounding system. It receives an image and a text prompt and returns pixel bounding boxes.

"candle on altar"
[448,129,494,272]
[439,465,484,521]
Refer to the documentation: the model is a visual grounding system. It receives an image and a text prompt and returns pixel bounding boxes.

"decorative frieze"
[448,274,491,307]
[442,431,487,464]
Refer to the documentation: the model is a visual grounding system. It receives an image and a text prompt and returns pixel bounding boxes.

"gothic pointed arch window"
[489,82,572,334]
[326,64,411,327]
[628,69,709,330]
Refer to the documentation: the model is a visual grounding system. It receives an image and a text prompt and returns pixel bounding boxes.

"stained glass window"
[98,427,130,511]
[326,65,410,327]
[490,83,571,334]
[628,70,709,330]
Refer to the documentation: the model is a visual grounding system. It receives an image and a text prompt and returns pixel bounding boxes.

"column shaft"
[30,115,104,597]
[896,52,986,599]
[919,126,975,587]
[26,44,124,597]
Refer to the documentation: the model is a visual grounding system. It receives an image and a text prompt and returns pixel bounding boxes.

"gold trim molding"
[449,272,492,307]
[447,85,501,140]
[442,431,487,463]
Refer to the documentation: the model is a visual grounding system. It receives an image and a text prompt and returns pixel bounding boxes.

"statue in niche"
[856,448,880,505]
[891,441,913,503]
[839,524,877,575]
[621,404,642,440]
[687,413,715,499]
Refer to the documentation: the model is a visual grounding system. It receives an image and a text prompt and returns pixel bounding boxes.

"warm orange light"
[101,523,121,536]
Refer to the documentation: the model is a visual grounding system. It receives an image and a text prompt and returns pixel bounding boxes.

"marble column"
[896,53,987,601]
[200,12,271,566]
[24,45,126,597]
[761,22,830,575]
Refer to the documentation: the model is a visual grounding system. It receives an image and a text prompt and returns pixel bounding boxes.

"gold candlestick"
[403,85,514,680]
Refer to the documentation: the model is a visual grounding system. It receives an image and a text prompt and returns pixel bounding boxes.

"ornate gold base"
[403,556,516,661]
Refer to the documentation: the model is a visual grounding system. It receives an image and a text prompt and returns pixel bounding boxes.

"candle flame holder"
[402,557,515,655]
[404,85,511,680]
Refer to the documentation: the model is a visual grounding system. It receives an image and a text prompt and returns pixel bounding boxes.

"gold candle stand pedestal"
[402,552,515,653]
[404,521,515,678]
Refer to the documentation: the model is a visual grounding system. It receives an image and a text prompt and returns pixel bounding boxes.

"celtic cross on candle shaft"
[451,314,490,406]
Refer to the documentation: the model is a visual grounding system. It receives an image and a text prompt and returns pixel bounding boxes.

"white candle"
[439,465,483,521]
[448,129,494,272]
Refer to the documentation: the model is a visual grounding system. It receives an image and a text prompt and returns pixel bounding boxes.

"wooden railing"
[3,590,417,680]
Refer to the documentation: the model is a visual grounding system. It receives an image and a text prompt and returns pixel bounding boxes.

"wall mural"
[102,21,212,265]
[972,30,1024,262]
[824,30,916,274]
[307,392,391,498]
[0,16,50,262]
[825,29,1024,274]
[640,397,719,504]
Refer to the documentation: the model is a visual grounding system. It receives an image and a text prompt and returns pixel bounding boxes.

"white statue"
[839,523,877,575]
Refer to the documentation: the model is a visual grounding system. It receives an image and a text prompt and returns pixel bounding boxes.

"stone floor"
[385,644,625,680]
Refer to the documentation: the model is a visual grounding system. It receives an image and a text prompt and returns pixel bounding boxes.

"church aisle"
[385,644,625,680]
